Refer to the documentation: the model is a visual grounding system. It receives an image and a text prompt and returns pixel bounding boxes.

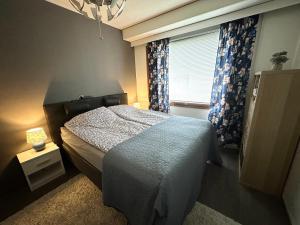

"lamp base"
[33,143,46,151]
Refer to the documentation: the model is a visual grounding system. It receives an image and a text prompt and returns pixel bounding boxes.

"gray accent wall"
[0,0,136,193]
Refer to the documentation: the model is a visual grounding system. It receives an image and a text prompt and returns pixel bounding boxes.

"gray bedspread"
[102,116,221,225]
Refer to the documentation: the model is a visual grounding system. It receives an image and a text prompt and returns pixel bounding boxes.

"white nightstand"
[17,142,65,191]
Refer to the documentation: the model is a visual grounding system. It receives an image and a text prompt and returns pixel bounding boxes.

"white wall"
[170,106,209,119]
[244,5,300,128]
[125,0,300,45]
[133,5,300,117]
[252,5,300,71]
[134,44,149,109]
[283,142,300,225]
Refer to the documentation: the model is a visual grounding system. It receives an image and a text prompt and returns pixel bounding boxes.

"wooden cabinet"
[240,69,300,196]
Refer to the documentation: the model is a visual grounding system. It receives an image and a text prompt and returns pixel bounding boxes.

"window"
[169,30,219,104]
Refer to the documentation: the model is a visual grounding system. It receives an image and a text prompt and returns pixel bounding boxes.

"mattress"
[61,127,105,171]
[62,105,170,171]
[64,106,149,152]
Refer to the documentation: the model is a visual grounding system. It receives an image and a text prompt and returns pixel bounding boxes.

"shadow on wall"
[0,0,136,195]
[0,77,128,194]
[43,77,125,105]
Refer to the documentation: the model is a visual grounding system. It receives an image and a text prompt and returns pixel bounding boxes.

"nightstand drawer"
[21,151,61,175]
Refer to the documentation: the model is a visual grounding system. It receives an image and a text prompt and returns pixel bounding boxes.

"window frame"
[170,100,210,109]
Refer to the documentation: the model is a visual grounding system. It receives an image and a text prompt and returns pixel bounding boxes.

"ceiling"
[105,0,197,29]
[46,0,196,30]
[46,0,298,46]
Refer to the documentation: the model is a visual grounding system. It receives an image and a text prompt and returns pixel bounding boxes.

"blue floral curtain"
[147,39,170,113]
[208,15,259,145]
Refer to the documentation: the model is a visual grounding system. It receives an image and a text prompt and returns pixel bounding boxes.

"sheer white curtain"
[169,30,219,103]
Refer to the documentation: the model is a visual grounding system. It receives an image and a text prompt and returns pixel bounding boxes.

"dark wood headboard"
[43,93,128,147]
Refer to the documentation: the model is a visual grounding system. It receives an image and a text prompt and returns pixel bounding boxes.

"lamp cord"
[96,5,104,40]
[68,0,126,40]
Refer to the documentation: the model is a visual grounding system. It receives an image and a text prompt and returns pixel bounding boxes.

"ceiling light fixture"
[69,0,126,39]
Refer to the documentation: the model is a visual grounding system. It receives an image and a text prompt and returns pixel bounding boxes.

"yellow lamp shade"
[26,128,47,151]
[133,102,141,109]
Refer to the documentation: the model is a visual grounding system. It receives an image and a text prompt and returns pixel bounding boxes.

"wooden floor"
[0,149,291,224]
[199,148,291,225]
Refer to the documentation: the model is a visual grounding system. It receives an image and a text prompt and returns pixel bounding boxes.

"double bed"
[44,93,221,225]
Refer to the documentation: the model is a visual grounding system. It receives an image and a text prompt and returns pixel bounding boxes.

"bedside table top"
[17,142,59,164]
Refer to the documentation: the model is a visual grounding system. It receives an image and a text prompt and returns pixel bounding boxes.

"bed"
[43,93,221,225]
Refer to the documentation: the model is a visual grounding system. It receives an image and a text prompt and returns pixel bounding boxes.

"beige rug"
[0,174,241,225]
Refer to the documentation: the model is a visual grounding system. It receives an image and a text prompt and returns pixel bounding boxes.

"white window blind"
[169,30,219,104]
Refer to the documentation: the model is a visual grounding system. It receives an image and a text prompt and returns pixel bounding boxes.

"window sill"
[170,101,210,109]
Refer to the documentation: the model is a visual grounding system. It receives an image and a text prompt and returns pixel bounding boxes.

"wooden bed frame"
[43,93,128,189]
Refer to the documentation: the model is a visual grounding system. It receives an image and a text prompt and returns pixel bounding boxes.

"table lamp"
[133,102,141,109]
[26,128,47,151]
